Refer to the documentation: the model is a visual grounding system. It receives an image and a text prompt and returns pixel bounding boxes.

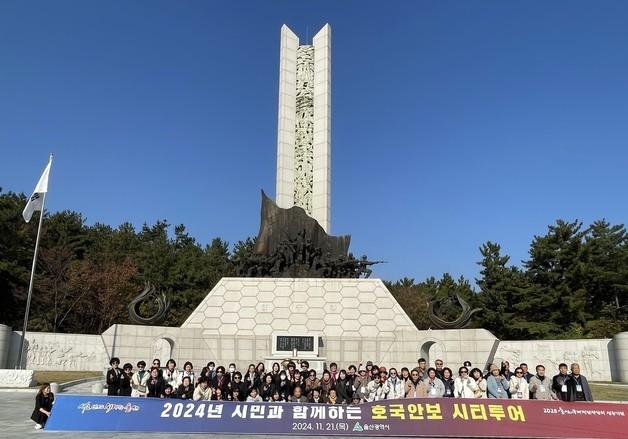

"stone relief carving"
[0,369,34,388]
[294,45,314,215]
[496,344,602,379]
[25,339,100,369]
[152,338,173,364]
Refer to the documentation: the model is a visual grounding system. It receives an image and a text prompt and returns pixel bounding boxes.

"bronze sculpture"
[234,191,382,278]
[427,293,481,329]
[128,282,171,325]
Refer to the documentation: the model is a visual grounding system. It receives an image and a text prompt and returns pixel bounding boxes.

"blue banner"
[44,394,628,437]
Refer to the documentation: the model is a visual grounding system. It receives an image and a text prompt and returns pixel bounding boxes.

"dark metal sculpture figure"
[255,191,350,257]
[428,293,481,329]
[128,282,171,325]
[235,192,382,278]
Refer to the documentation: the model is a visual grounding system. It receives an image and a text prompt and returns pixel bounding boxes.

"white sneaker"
[34,423,43,430]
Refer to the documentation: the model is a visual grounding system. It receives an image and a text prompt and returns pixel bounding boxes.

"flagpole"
[16,154,52,369]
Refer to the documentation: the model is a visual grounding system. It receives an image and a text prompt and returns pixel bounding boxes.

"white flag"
[23,157,52,223]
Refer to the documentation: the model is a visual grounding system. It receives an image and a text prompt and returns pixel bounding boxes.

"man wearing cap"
[367,368,390,402]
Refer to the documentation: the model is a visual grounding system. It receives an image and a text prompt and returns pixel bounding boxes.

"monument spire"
[276,24,331,233]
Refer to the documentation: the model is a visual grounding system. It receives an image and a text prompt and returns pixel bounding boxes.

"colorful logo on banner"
[45,395,628,438]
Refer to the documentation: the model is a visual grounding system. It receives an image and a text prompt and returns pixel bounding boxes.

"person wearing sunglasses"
[486,364,509,399]
[509,367,530,399]
[366,369,390,402]
[405,367,427,398]
[119,363,133,396]
[230,372,247,401]
[304,369,321,399]
[131,360,149,397]
[454,366,477,398]
[387,368,405,399]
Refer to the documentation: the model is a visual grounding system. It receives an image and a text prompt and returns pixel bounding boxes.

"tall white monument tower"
[275,24,331,232]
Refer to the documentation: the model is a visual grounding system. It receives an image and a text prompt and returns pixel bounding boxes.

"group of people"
[105,356,594,404]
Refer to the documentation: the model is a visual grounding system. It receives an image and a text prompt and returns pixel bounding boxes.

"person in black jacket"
[552,363,570,401]
[335,370,352,404]
[147,366,165,397]
[176,376,194,400]
[230,372,247,401]
[119,363,133,396]
[565,363,594,402]
[106,357,121,396]
[162,384,175,398]
[258,373,276,401]
[31,383,54,430]
[441,367,455,398]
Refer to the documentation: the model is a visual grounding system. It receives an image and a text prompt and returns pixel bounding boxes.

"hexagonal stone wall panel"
[181,278,417,338]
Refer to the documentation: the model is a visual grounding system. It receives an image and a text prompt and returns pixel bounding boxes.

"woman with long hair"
[441,367,455,397]
[147,366,165,398]
[259,373,276,401]
[31,383,54,430]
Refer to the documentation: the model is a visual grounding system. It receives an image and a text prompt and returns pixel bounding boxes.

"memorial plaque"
[276,335,314,352]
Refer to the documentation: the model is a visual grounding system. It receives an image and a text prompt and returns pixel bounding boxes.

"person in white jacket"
[386,368,405,399]
[163,359,180,389]
[509,367,530,399]
[193,377,212,401]
[131,361,150,397]
[367,370,390,402]
[454,366,478,398]
[178,361,196,386]
[471,368,487,398]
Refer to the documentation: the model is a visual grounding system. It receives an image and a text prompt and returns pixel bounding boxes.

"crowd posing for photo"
[103,356,594,405]
[31,356,594,430]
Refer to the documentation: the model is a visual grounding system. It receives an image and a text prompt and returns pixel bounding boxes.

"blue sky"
[1,1,627,285]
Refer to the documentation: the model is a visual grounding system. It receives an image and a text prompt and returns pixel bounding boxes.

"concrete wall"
[6,331,109,371]
[493,338,613,381]
[2,277,626,382]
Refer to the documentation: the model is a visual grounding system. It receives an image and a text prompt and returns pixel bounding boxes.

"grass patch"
[590,384,628,401]
[33,371,101,386]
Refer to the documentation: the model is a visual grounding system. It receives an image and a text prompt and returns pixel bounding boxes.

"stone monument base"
[2,278,627,382]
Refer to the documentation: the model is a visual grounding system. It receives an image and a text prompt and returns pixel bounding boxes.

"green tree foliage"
[473,220,628,339]
[0,189,234,334]
[1,188,626,339]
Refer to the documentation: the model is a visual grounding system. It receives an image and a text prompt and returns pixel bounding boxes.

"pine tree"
[476,242,512,337]
[523,220,587,338]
